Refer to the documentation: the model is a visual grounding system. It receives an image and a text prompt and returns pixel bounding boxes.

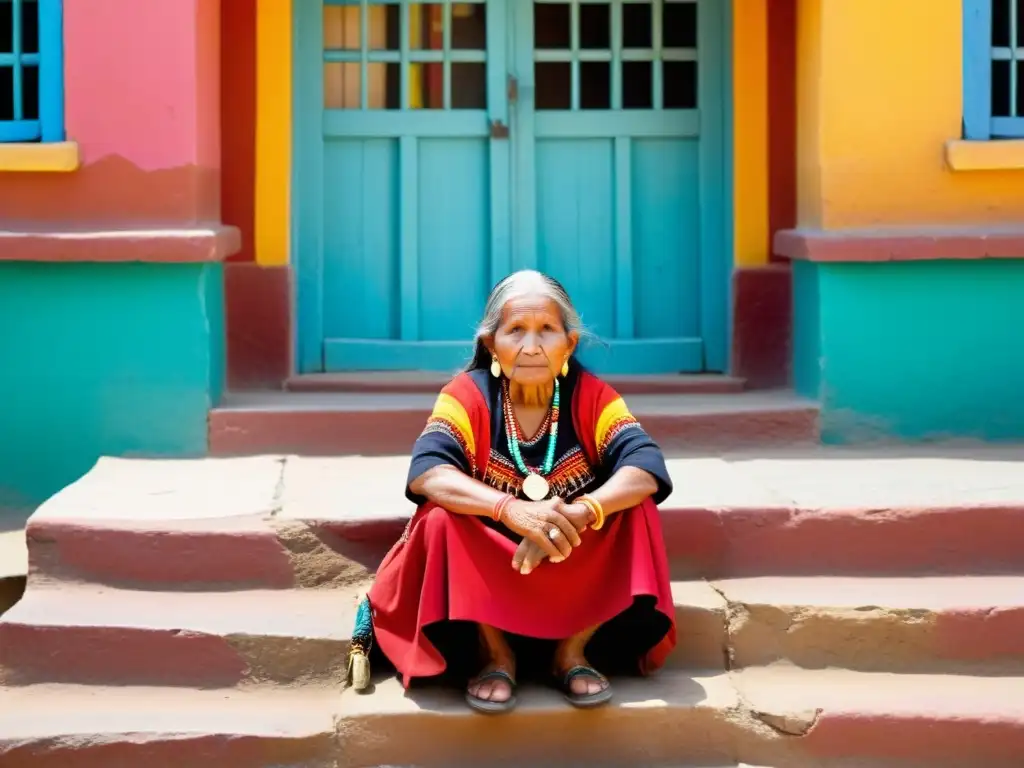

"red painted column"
[221,0,256,263]
[768,0,798,254]
[219,0,292,390]
[731,0,797,388]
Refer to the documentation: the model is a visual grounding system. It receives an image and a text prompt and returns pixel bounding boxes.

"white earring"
[490,357,501,378]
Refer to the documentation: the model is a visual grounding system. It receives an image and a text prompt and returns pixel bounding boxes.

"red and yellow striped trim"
[595,397,639,460]
[421,392,477,476]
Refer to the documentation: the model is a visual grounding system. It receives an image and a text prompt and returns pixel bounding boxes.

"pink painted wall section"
[196,0,222,172]
[65,0,219,172]
[195,0,222,219]
[0,0,223,226]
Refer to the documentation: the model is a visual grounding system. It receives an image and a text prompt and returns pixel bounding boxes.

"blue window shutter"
[0,0,63,144]
[963,0,992,140]
[38,0,65,142]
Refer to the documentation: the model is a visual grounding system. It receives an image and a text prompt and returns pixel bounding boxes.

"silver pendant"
[521,473,550,501]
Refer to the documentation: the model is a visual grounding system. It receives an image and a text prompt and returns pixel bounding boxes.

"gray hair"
[466,270,583,371]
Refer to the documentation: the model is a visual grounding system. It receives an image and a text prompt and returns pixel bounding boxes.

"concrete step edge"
[329,667,1024,767]
[286,372,749,396]
[212,389,816,416]
[0,683,338,766]
[12,575,1024,632]
[6,577,1024,686]
[0,581,727,684]
[0,579,723,632]
[3,670,1024,766]
[2,670,1023,766]
[26,502,1024,588]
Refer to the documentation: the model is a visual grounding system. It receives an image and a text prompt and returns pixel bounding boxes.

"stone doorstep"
[213,390,808,415]
[207,390,821,456]
[1,670,1023,767]
[286,372,749,396]
[4,577,1024,688]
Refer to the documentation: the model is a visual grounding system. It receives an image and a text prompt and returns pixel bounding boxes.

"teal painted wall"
[792,259,821,400]
[0,263,225,519]
[793,259,1024,442]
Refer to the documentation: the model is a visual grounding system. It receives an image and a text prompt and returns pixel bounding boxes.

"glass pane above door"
[323,1,488,110]
[533,0,698,111]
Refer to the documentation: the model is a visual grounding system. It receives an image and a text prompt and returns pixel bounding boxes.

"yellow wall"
[255,0,291,266]
[795,0,822,229]
[732,0,770,266]
[798,0,1024,230]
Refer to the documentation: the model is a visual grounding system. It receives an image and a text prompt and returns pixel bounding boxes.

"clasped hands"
[502,497,597,575]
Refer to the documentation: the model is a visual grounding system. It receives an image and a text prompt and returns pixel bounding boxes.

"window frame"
[0,0,64,143]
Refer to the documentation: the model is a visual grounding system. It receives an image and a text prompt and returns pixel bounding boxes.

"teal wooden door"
[295,0,728,374]
[509,0,728,373]
[295,0,512,372]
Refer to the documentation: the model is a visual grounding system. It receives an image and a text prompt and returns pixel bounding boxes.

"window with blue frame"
[0,0,63,143]
[964,0,1024,139]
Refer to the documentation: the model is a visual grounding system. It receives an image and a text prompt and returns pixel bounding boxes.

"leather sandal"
[465,669,518,714]
[556,664,613,708]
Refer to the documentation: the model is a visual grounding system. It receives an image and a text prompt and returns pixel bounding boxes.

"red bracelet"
[492,494,513,523]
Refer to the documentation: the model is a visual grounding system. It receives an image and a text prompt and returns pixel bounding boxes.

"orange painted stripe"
[732,0,770,267]
[255,0,292,266]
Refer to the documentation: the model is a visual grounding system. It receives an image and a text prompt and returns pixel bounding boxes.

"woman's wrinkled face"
[488,295,578,387]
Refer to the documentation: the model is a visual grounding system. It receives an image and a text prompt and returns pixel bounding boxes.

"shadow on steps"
[0,576,25,618]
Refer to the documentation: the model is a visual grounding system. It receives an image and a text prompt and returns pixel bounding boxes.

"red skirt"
[367,498,676,687]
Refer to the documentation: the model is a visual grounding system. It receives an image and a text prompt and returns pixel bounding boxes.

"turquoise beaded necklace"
[502,378,560,501]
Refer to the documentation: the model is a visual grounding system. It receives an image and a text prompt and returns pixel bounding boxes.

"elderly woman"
[347,270,675,714]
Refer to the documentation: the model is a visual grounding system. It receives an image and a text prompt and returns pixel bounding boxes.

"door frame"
[291,0,734,374]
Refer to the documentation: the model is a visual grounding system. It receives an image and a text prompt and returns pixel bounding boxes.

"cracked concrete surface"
[749,706,822,737]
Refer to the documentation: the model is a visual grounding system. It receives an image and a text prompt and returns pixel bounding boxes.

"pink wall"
[0,0,224,226]
[65,0,220,173]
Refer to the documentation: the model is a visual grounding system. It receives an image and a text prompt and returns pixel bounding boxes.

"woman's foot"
[554,632,612,708]
[465,624,517,714]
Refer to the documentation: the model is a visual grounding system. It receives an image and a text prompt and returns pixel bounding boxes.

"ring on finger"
[548,527,561,541]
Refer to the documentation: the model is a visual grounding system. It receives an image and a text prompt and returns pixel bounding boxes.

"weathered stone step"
[0,586,363,687]
[25,452,1024,589]
[729,667,1024,768]
[3,671,1022,767]
[286,371,748,395]
[5,575,1024,688]
[713,575,1024,674]
[339,669,1024,767]
[0,581,725,686]
[0,683,338,768]
[208,390,819,455]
